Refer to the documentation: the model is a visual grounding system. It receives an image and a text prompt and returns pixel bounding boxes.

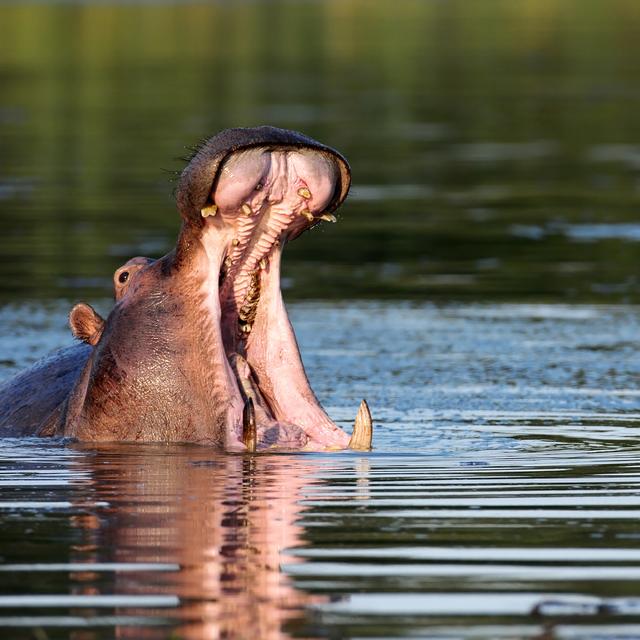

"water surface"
[2,302,640,638]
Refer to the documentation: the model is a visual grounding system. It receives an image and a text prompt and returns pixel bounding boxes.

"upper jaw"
[175,126,351,229]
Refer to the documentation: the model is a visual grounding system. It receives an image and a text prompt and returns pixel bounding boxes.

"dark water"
[3,1,640,638]
[2,0,640,301]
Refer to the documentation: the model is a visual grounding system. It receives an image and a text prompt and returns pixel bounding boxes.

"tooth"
[232,238,240,246]
[241,323,252,333]
[298,187,311,199]
[201,204,218,218]
[300,210,315,222]
[242,398,257,453]
[320,213,337,223]
[349,399,373,451]
[242,204,252,216]
[260,258,267,270]
[225,257,232,267]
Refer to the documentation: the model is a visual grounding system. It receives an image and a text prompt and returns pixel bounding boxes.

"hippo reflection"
[0,127,372,452]
[67,446,335,639]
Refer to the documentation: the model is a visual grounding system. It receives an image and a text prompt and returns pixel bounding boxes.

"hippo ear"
[69,303,105,346]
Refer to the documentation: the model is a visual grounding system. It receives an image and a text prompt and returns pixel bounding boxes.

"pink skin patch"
[200,147,350,451]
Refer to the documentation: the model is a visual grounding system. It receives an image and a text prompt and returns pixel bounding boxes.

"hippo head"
[68,257,155,345]
[61,127,372,452]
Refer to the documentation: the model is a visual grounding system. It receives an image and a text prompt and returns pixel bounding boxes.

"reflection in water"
[5,438,640,637]
[68,447,332,639]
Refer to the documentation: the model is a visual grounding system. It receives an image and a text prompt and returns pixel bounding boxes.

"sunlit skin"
[0,127,372,452]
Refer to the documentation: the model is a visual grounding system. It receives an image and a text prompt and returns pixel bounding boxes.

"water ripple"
[1,303,640,637]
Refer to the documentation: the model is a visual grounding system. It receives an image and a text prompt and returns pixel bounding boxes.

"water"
[3,0,640,637]
[2,302,640,638]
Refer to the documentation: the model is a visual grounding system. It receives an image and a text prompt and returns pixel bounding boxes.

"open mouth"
[189,141,371,452]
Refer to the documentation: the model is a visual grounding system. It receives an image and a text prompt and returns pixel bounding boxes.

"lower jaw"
[217,245,350,452]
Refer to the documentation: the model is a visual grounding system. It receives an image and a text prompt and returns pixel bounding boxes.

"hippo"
[0,255,155,439]
[0,126,372,452]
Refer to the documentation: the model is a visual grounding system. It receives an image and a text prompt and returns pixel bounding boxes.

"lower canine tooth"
[349,399,373,451]
[300,210,315,222]
[320,213,337,223]
[242,398,257,453]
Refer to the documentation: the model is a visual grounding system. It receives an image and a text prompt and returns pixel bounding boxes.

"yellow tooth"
[349,399,373,451]
[298,187,312,199]
[300,210,315,222]
[242,204,252,216]
[225,257,232,267]
[201,204,218,218]
[232,238,239,246]
[241,323,252,333]
[320,213,337,223]
[259,258,267,270]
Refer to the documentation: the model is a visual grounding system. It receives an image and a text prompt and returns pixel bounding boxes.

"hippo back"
[0,343,91,436]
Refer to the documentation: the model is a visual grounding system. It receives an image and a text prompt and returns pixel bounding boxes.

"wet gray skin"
[0,127,372,452]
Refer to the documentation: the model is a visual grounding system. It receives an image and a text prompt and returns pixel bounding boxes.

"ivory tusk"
[349,398,373,451]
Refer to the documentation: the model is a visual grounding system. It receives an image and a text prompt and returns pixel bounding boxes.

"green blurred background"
[1,0,640,302]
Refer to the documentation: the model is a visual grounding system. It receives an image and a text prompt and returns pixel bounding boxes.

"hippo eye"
[118,271,129,284]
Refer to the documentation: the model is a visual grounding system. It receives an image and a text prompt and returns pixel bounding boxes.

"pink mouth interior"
[200,147,350,451]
